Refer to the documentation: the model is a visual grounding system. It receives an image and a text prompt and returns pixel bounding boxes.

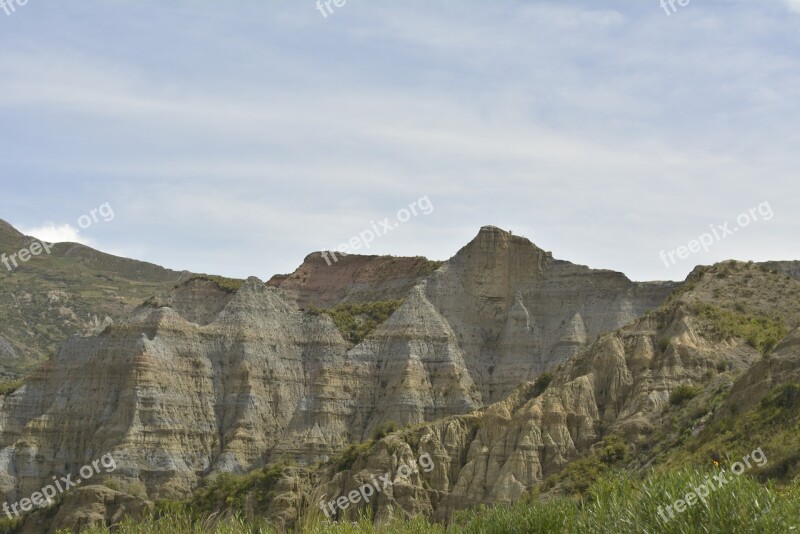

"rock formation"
[0,226,677,528]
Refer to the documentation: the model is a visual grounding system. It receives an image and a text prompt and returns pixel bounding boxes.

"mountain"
[267,252,443,308]
[2,225,797,533]
[250,260,800,528]
[0,226,678,530]
[0,219,191,376]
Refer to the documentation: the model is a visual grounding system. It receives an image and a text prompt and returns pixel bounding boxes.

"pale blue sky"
[1,0,798,281]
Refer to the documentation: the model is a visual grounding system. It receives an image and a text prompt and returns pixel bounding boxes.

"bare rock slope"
[0,226,675,510]
[271,262,800,526]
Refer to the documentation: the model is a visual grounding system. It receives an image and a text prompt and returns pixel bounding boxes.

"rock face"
[268,262,800,527]
[422,226,675,402]
[295,302,768,525]
[267,253,441,308]
[0,226,676,510]
[763,261,800,280]
[19,486,152,534]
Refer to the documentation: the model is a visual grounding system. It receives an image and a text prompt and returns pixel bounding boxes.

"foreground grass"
[75,511,273,534]
[69,468,800,534]
[658,382,800,483]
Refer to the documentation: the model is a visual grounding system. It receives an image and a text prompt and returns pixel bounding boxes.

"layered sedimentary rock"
[267,253,440,308]
[423,226,675,402]
[298,302,771,525]
[276,263,800,527]
[0,226,676,508]
[763,260,800,280]
[0,278,351,501]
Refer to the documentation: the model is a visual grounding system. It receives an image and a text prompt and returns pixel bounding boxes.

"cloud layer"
[1,1,798,281]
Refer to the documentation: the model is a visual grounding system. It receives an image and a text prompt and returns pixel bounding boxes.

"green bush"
[0,378,25,396]
[334,440,375,472]
[760,383,800,412]
[177,275,245,294]
[309,300,404,344]
[0,516,23,533]
[188,462,293,518]
[371,421,400,441]
[545,435,628,495]
[670,384,702,406]
[532,372,553,397]
[597,434,629,465]
[691,302,788,355]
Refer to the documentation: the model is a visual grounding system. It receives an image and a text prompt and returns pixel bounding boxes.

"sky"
[1,0,798,282]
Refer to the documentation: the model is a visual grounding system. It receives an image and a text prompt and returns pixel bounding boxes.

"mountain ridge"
[0,221,797,532]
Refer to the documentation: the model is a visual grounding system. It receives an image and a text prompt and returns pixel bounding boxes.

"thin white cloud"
[0,1,797,282]
[19,223,91,246]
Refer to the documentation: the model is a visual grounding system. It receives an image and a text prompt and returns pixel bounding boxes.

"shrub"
[189,462,293,518]
[334,440,375,472]
[532,372,553,397]
[670,384,701,406]
[371,421,400,441]
[597,434,628,465]
[760,383,800,412]
[177,275,244,294]
[691,302,788,355]
[309,300,404,344]
[0,378,25,396]
[545,435,628,495]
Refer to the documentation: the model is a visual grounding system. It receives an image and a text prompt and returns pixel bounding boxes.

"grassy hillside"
[5,251,800,533]
[0,220,191,377]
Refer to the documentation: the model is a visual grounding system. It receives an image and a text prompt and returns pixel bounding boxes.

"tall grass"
[451,470,800,533]
[73,509,274,534]
[69,469,800,533]
[691,302,788,354]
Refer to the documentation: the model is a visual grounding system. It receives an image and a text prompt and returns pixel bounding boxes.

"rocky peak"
[267,253,441,308]
[447,226,552,301]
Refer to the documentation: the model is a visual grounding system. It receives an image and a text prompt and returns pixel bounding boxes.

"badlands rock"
[0,227,675,507]
[296,302,767,525]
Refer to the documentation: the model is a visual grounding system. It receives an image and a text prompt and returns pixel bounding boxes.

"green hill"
[0,219,192,377]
